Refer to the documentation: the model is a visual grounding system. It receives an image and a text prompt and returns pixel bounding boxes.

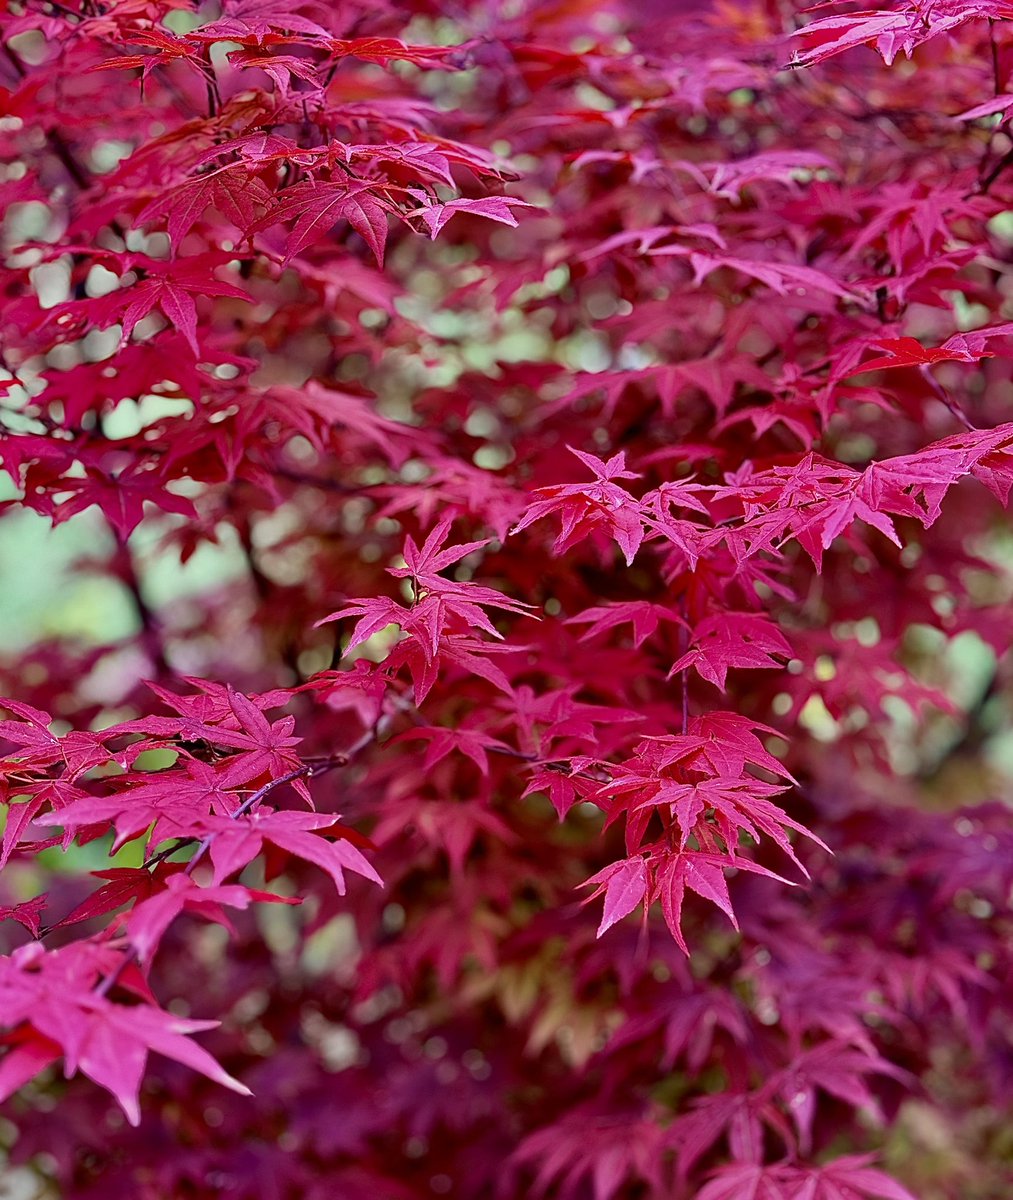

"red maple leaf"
[0,942,250,1126]
[404,194,535,238]
[513,448,645,565]
[253,179,395,265]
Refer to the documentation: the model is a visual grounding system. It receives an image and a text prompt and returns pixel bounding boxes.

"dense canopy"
[1,1,1012,1197]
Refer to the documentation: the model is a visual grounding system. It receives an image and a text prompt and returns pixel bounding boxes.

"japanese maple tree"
[1,0,1012,1196]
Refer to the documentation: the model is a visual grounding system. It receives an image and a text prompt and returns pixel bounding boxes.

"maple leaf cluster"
[0,1,1012,1198]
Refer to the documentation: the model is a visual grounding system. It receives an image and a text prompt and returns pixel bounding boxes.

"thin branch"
[917,363,977,431]
[112,535,171,677]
